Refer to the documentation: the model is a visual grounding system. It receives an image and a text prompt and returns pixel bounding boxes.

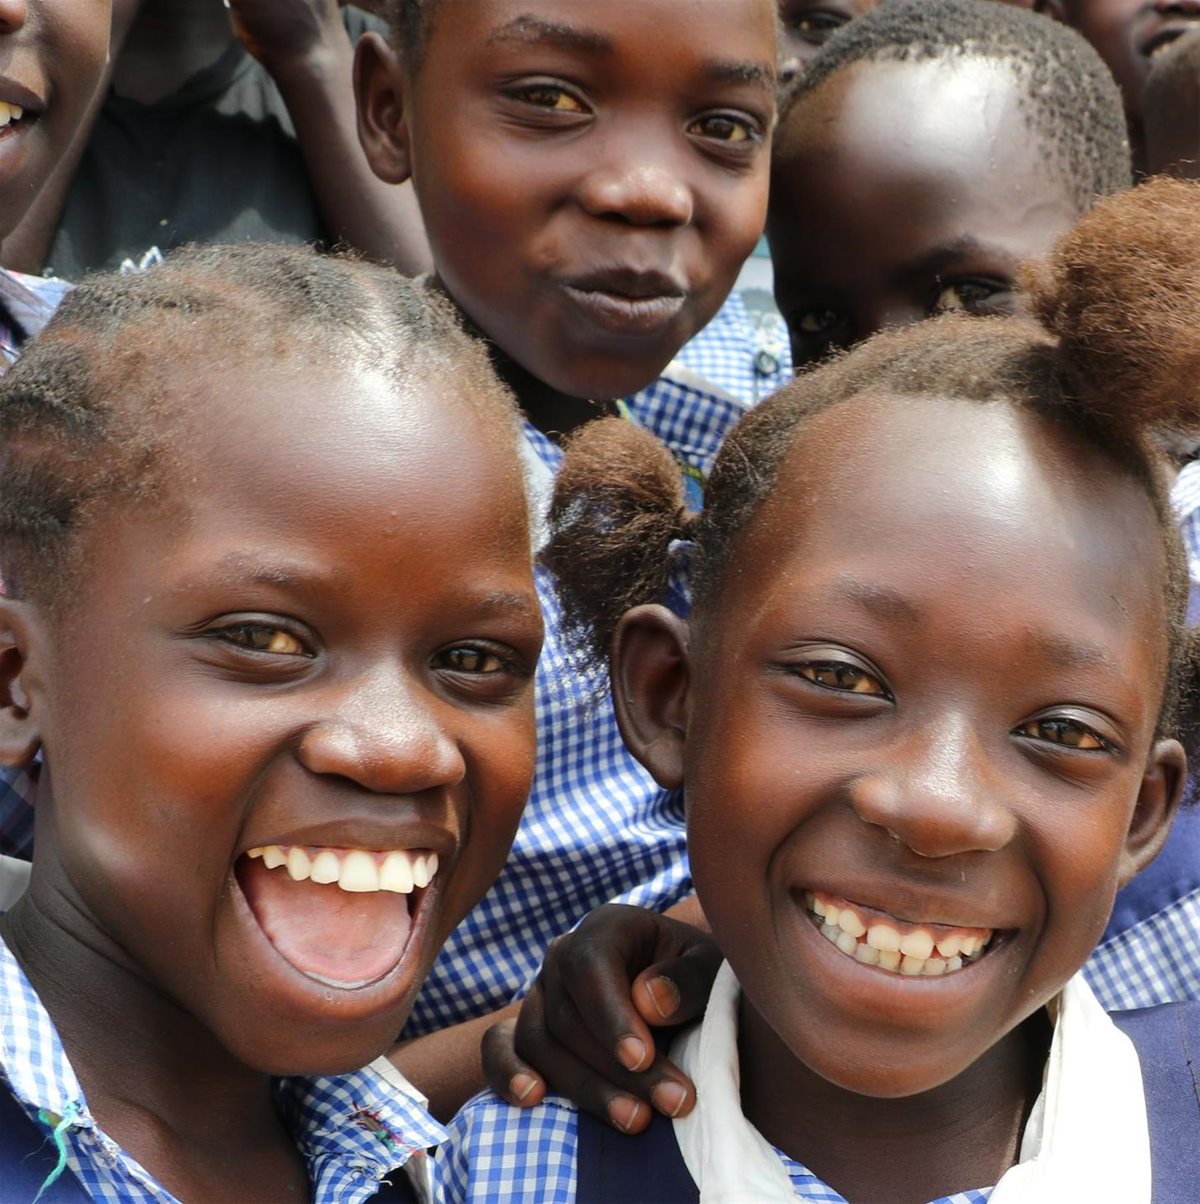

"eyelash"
[212,622,312,658]
[504,81,762,151]
[792,657,1117,754]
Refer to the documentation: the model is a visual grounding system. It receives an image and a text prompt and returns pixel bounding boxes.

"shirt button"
[754,350,779,377]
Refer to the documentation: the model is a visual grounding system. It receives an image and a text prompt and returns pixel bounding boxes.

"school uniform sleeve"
[438,1092,580,1204]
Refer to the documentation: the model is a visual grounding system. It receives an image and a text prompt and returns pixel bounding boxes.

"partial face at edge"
[768,59,1082,370]
[0,1,112,240]
[678,394,1180,1097]
[19,359,542,1075]
[360,0,777,401]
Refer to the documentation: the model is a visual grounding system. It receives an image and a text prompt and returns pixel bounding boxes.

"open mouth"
[804,890,996,977]
[0,102,29,133]
[236,845,438,990]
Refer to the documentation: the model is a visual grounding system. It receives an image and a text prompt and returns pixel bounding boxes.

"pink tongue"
[239,858,413,986]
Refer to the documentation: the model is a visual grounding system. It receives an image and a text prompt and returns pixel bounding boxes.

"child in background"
[1036,0,1200,172]
[0,245,543,1201]
[445,177,1200,1204]
[4,0,430,279]
[0,0,112,366]
[355,0,776,1119]
[768,0,1130,373]
[1143,28,1200,178]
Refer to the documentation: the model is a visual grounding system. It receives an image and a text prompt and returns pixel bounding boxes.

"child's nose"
[848,715,1017,859]
[0,0,27,33]
[577,159,693,227]
[296,668,467,796]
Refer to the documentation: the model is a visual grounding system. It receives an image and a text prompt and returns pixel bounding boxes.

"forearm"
[390,1001,521,1121]
[263,32,431,275]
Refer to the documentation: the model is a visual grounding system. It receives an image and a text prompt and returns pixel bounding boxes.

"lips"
[1142,22,1200,60]
[560,265,688,337]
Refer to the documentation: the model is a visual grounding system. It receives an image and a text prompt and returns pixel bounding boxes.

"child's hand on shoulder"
[481,903,721,1133]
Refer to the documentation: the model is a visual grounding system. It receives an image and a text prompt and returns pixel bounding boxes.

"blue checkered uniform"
[672,291,791,404]
[404,372,747,1036]
[438,1092,993,1203]
[0,935,445,1203]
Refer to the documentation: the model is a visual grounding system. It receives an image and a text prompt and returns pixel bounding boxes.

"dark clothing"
[46,9,381,278]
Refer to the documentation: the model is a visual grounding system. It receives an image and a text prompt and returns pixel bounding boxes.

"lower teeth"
[815,916,979,976]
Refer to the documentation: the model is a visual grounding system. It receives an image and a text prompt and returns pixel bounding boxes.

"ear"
[1117,738,1188,887]
[0,598,45,767]
[610,605,691,789]
[1033,0,1067,23]
[354,31,413,186]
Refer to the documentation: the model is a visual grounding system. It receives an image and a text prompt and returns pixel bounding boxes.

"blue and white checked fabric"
[672,290,791,405]
[1173,460,1200,624]
[0,269,70,372]
[0,936,446,1203]
[1084,886,1200,1012]
[438,1092,993,1204]
[404,372,748,1036]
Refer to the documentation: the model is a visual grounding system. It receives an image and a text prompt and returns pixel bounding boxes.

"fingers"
[479,905,721,1131]
[631,938,725,1029]
[480,1017,547,1108]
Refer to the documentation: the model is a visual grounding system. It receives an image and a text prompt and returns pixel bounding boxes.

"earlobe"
[610,606,691,789]
[0,599,43,768]
[354,32,414,186]
[1118,738,1188,886]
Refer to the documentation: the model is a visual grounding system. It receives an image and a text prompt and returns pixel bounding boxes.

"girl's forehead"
[734,393,1165,625]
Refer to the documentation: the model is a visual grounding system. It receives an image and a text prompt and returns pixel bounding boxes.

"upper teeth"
[0,103,24,127]
[247,845,438,895]
[806,890,993,976]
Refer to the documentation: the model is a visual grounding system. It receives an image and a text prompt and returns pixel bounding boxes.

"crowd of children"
[0,0,1199,1201]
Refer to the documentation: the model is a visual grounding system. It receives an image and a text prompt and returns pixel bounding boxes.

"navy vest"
[0,1084,418,1203]
[577,1001,1200,1204]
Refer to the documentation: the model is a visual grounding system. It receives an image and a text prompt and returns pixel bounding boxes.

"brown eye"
[688,113,756,144]
[515,84,585,112]
[798,662,886,695]
[932,279,1010,316]
[1015,717,1108,751]
[220,625,308,656]
[441,647,506,675]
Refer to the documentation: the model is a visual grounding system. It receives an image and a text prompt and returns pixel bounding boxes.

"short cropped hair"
[0,243,519,609]
[779,0,1131,211]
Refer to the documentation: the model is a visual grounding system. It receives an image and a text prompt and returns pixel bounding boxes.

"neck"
[432,278,617,439]
[0,874,305,1199]
[113,0,236,104]
[738,996,1049,1203]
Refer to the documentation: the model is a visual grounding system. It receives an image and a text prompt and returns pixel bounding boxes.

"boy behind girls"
[355,0,777,1118]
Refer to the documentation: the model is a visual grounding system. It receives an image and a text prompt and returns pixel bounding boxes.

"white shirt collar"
[670,960,1150,1203]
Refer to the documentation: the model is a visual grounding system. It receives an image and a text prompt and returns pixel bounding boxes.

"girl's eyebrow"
[486,15,612,54]
[485,13,776,92]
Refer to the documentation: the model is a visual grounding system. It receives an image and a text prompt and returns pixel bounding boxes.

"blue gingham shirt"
[404,372,748,1036]
[438,1092,991,1204]
[0,935,446,1203]
[672,291,791,405]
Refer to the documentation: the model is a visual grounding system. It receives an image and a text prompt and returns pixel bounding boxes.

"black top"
[46,8,382,279]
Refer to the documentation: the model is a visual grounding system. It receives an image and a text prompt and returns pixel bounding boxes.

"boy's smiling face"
[14,359,542,1075]
[630,393,1181,1099]
[0,1,111,240]
[358,0,776,402]
[768,59,1082,370]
